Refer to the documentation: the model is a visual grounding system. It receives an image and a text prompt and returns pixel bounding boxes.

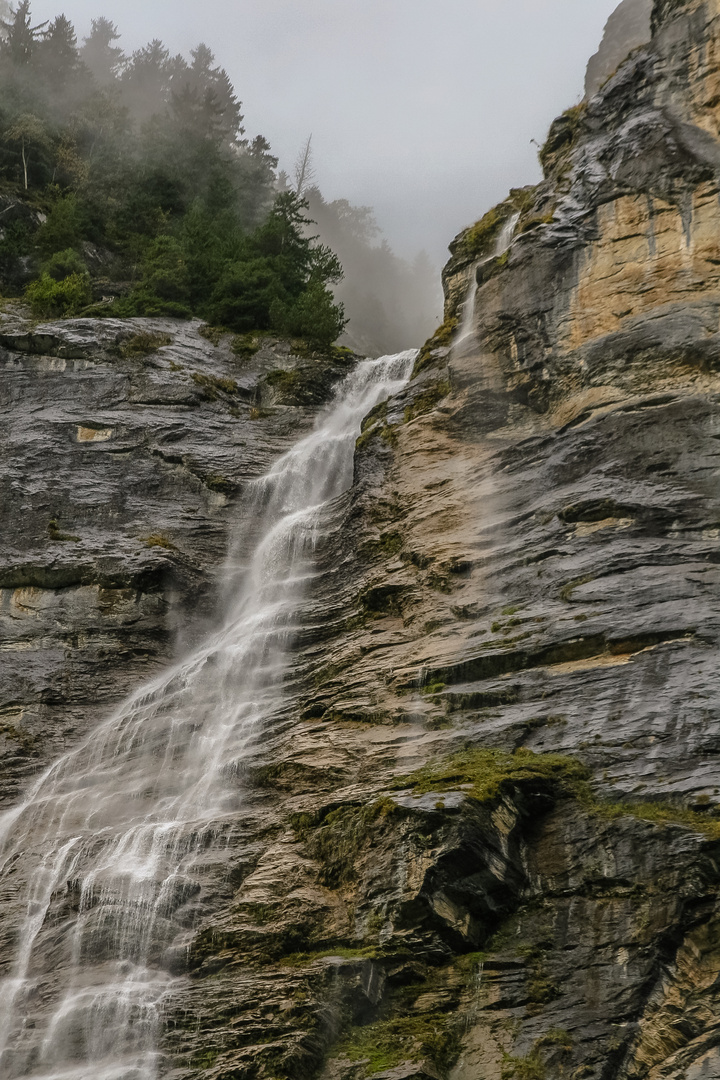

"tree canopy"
[0,3,347,345]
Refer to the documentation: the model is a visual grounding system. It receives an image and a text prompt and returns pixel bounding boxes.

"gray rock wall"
[0,316,353,808]
[4,0,720,1075]
[585,0,653,98]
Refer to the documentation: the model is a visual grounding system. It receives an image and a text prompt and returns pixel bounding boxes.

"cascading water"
[453,211,520,353]
[0,350,416,1080]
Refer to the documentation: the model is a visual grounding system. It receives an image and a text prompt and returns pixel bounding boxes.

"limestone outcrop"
[4,0,720,1077]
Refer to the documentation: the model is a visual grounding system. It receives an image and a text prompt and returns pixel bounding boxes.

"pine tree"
[121,39,176,124]
[0,1,47,66]
[80,18,124,84]
[172,44,244,145]
[34,15,80,93]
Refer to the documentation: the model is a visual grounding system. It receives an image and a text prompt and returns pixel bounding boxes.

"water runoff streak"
[0,351,416,1080]
[453,212,520,354]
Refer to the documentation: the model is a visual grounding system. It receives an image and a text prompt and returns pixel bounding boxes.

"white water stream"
[453,212,520,353]
[0,351,415,1080]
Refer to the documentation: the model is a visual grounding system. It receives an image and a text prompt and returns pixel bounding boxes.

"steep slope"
[3,0,720,1078]
[585,0,653,99]
[0,316,356,809]
[159,0,720,1076]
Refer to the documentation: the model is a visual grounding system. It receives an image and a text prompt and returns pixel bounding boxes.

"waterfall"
[0,350,416,1080]
[454,211,520,353]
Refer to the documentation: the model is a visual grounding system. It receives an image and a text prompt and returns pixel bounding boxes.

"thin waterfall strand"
[454,212,520,352]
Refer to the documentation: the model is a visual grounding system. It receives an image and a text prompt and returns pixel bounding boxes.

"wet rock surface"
[5,0,720,1077]
[0,313,354,807]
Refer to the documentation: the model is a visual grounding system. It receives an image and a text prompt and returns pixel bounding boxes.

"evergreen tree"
[0,3,353,349]
[185,44,243,143]
[80,18,124,84]
[120,39,177,124]
[34,15,80,94]
[0,1,47,66]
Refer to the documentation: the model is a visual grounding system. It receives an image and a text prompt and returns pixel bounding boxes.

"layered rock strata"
[5,0,720,1078]
[0,317,355,808]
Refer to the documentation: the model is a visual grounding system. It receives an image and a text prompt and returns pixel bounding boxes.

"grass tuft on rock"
[140,533,177,550]
[117,331,172,358]
[48,517,79,542]
[394,747,589,805]
[190,371,241,400]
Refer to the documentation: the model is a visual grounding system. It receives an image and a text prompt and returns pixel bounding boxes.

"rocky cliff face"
[585,0,653,99]
[0,317,355,810]
[4,0,720,1078]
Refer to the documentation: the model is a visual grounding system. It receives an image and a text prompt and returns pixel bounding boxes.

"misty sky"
[28,0,622,263]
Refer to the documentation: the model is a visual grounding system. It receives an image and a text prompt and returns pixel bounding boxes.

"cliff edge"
[4,0,720,1077]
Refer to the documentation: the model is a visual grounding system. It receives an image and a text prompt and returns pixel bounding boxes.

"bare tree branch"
[293,134,315,196]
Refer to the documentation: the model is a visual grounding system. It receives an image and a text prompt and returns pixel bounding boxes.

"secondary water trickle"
[454,211,520,354]
[0,350,416,1080]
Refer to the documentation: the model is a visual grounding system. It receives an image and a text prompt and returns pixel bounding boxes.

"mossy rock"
[452,186,537,265]
[539,104,587,179]
[293,797,404,888]
[265,347,356,406]
[356,399,399,452]
[404,380,451,423]
[393,747,589,807]
[116,331,172,358]
[413,316,458,376]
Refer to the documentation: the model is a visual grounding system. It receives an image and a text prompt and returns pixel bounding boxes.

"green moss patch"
[197,324,226,346]
[596,800,720,839]
[0,722,39,757]
[279,945,384,967]
[116,331,172,358]
[456,186,536,264]
[412,316,457,376]
[462,204,514,262]
[559,574,595,602]
[48,517,80,543]
[203,473,234,494]
[359,531,405,560]
[231,331,264,360]
[334,1010,460,1076]
[394,747,589,805]
[297,797,403,888]
[356,399,399,452]
[404,380,451,423]
[139,533,177,550]
[190,371,241,400]
[539,103,587,178]
[502,1050,546,1080]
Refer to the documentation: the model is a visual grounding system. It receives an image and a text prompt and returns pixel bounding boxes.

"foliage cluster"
[0,3,346,344]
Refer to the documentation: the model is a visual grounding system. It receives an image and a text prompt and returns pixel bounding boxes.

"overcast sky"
[29,0,621,263]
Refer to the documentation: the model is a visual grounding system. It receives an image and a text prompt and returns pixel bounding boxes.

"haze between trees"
[0,3,438,352]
